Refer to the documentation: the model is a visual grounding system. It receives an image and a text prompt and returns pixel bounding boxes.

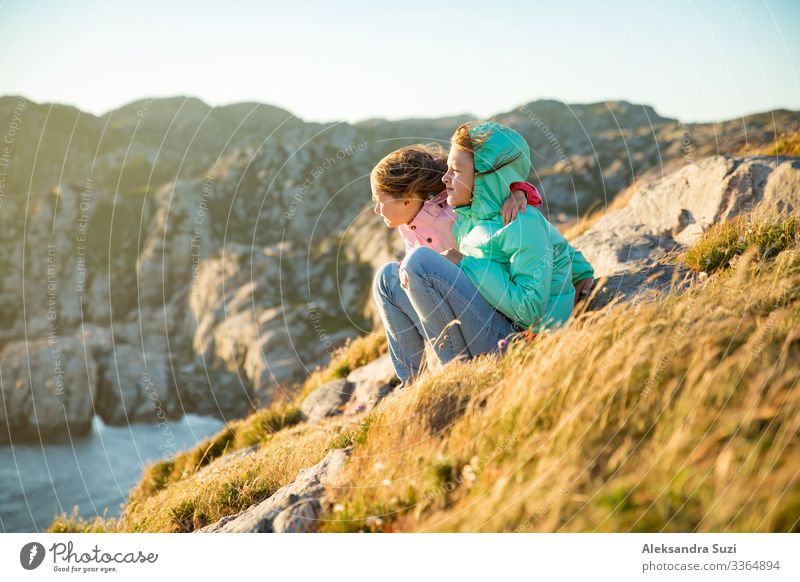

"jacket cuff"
[510,181,543,207]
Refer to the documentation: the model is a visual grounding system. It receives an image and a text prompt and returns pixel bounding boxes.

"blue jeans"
[372,246,522,383]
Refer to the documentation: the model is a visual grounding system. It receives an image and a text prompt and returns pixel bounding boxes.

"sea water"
[0,414,225,532]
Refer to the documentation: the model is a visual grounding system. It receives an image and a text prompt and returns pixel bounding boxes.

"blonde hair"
[450,121,490,153]
[451,121,521,176]
[370,144,447,200]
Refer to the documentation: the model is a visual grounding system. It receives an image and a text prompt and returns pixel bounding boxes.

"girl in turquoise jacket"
[441,120,594,333]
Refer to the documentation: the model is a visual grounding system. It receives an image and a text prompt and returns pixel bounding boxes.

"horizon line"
[1,92,797,127]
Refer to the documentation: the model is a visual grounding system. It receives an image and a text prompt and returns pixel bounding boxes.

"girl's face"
[442,147,474,207]
[370,178,425,228]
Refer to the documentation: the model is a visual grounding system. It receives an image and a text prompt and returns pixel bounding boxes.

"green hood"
[453,121,532,222]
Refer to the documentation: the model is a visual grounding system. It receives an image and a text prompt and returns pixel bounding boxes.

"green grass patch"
[683,213,799,273]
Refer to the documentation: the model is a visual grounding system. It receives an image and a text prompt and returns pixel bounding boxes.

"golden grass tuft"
[49,508,120,533]
[299,329,388,400]
[683,212,800,274]
[738,131,800,157]
[126,400,304,505]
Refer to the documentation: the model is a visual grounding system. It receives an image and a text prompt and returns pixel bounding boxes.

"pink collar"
[406,190,450,229]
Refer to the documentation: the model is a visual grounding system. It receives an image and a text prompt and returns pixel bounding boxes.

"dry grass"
[299,329,388,400]
[129,400,305,504]
[321,212,800,532]
[738,131,800,157]
[683,212,799,274]
[49,419,351,532]
[51,212,800,533]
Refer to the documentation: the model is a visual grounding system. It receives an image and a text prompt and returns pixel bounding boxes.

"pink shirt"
[397,182,542,254]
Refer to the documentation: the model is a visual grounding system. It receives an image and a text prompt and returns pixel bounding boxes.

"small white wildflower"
[372,461,385,473]
[366,516,384,528]
[333,504,345,512]
[382,478,392,487]
[461,465,477,486]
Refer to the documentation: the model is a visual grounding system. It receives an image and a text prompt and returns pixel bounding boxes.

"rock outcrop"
[300,379,355,422]
[196,448,350,533]
[0,325,183,445]
[299,354,402,423]
[574,156,800,278]
[94,343,179,426]
[342,354,398,415]
[0,335,98,444]
[583,261,699,313]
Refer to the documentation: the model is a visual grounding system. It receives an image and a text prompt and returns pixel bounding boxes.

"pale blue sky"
[1,0,798,122]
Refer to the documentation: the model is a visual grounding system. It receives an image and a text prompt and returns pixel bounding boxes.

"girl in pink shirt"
[370,144,541,254]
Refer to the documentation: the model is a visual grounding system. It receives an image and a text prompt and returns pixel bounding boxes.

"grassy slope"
[320,212,800,533]
[50,213,800,533]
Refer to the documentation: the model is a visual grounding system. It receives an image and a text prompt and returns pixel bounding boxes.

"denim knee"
[401,246,440,278]
[372,261,401,301]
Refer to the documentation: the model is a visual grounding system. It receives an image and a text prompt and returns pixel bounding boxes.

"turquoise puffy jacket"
[453,121,594,332]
